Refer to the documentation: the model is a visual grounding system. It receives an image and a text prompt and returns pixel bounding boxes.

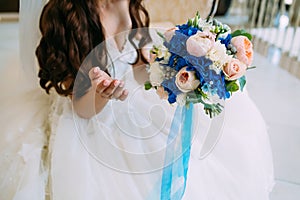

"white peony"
[207,41,230,71]
[186,31,216,57]
[160,51,172,65]
[198,18,214,32]
[149,62,164,86]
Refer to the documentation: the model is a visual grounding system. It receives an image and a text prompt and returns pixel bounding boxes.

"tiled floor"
[247,51,300,199]
[1,21,300,199]
[270,181,300,200]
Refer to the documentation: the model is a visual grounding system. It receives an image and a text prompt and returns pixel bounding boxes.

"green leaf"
[156,31,165,40]
[238,76,246,92]
[226,81,239,92]
[193,17,198,27]
[144,82,152,90]
[231,29,252,40]
[203,103,224,118]
[188,18,193,26]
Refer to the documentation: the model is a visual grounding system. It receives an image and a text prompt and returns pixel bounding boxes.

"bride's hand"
[89,67,128,101]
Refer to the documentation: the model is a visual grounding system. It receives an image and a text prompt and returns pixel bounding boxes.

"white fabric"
[19,0,48,90]
[0,1,50,199]
[0,1,275,199]
[48,41,275,200]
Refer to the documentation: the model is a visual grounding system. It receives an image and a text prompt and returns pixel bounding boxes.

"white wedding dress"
[0,1,275,200]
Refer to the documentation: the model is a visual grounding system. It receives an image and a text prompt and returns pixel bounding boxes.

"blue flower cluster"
[161,77,181,104]
[218,34,232,48]
[177,24,199,36]
[164,33,188,57]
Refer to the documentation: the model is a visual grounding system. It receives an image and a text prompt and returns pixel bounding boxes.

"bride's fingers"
[89,67,110,87]
[89,67,101,81]
[111,81,125,99]
[102,80,120,97]
[117,89,129,101]
[95,79,112,94]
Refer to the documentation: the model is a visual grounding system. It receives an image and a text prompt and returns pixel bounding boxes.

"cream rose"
[186,31,216,57]
[231,36,253,66]
[149,62,164,86]
[223,58,247,80]
[175,67,200,93]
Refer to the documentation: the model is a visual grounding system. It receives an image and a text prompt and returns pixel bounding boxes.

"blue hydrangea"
[165,51,188,72]
[189,60,228,99]
[167,93,177,104]
[161,77,182,104]
[185,55,212,84]
[218,34,232,48]
[185,55,212,71]
[162,77,181,95]
[177,23,199,36]
[164,32,188,57]
[214,74,228,99]
[175,57,189,71]
[167,53,177,68]
[201,82,218,96]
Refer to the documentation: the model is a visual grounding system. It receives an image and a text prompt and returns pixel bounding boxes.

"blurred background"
[1,0,300,199]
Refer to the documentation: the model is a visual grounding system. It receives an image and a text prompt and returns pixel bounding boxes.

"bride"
[0,0,275,199]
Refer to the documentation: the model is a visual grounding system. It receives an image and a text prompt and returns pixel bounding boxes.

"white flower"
[207,41,230,72]
[176,93,187,106]
[154,46,164,59]
[198,19,213,32]
[149,45,169,63]
[160,51,172,65]
[217,31,230,40]
[149,62,164,86]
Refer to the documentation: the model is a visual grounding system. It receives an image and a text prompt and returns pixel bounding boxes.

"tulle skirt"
[0,56,274,200]
[48,68,274,199]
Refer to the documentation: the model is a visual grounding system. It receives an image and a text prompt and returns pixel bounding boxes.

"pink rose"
[175,67,200,93]
[231,36,253,65]
[186,31,216,57]
[164,27,178,42]
[223,58,247,80]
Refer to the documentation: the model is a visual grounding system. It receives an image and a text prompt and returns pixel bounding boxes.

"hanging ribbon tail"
[160,103,194,200]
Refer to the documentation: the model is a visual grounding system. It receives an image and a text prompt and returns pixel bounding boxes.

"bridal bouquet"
[145,12,254,118]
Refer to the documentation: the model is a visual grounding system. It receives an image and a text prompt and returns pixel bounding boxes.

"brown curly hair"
[36,0,151,98]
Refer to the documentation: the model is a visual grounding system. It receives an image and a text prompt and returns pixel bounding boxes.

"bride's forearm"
[73,89,109,119]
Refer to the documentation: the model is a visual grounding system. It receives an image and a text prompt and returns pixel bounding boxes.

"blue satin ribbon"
[160,103,194,200]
